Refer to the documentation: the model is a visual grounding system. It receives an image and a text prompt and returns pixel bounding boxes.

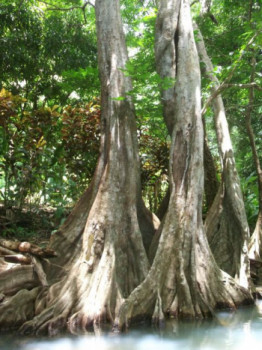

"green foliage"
[60,101,100,189]
[0,86,169,215]
[0,1,43,85]
[1,225,37,241]
[0,89,100,209]
[122,4,168,141]
[0,0,261,233]
[0,0,98,104]
[139,131,169,212]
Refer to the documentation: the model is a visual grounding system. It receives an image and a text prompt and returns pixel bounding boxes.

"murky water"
[1,301,262,350]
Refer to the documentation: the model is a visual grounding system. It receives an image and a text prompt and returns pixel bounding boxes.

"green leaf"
[111,96,125,101]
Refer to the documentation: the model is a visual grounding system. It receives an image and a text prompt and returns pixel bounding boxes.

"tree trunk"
[154,0,180,136]
[203,120,219,210]
[0,0,158,335]
[116,0,252,329]
[195,24,251,288]
[246,56,262,259]
[156,187,170,221]
[154,0,218,221]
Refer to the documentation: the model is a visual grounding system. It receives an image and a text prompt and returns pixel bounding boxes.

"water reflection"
[1,301,262,350]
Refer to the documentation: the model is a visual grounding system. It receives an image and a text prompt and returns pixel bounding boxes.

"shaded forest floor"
[0,205,70,246]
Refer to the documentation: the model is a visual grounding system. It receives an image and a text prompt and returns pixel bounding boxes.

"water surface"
[1,301,262,350]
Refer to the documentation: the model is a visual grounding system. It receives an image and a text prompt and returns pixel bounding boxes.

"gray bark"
[154,0,218,221]
[0,288,40,331]
[203,118,219,210]
[155,0,181,135]
[0,265,40,295]
[200,0,212,14]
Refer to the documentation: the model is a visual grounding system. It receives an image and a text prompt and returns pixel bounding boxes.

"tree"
[116,0,252,329]
[247,54,262,260]
[0,0,158,334]
[245,6,262,259]
[152,0,218,219]
[195,26,250,288]
[195,0,262,233]
[193,0,262,283]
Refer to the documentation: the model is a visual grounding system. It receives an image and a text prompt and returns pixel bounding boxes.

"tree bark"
[0,0,158,335]
[154,0,181,135]
[116,0,252,329]
[154,0,218,221]
[0,265,40,295]
[0,288,41,331]
[203,120,219,210]
[195,24,251,288]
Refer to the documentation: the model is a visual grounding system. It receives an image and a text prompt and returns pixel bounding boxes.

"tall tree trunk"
[154,0,180,136]
[116,0,252,329]
[154,0,218,222]
[0,0,158,335]
[247,56,262,259]
[194,24,251,288]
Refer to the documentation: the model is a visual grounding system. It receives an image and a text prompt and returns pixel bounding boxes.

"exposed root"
[15,235,131,336]
[7,197,150,336]
[115,276,157,331]
[0,265,40,295]
[116,266,253,331]
[67,310,109,334]
[152,291,165,327]
[0,287,40,331]
[115,213,253,331]
[19,306,55,335]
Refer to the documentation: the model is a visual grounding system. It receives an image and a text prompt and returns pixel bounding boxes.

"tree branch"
[32,256,48,286]
[223,83,262,91]
[0,239,57,258]
[39,0,94,12]
[201,29,262,115]
[221,31,261,85]
[4,254,31,265]
[200,0,212,14]
[202,82,262,115]
[39,0,82,11]
[190,0,199,6]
